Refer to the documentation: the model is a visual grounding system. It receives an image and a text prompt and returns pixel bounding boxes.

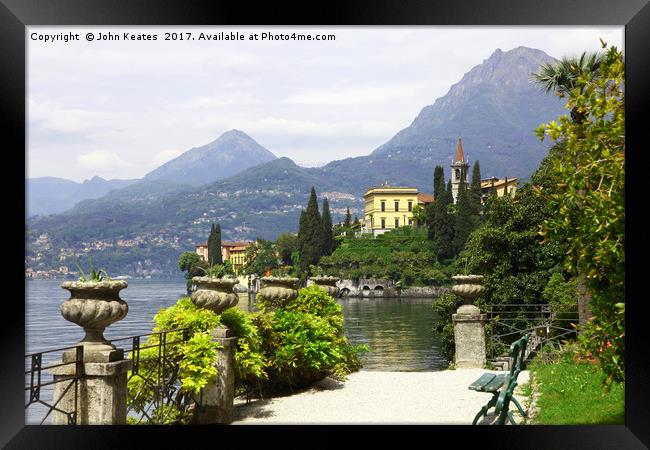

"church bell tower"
[451,136,470,204]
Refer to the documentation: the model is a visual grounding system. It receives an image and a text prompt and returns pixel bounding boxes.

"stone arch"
[374,285,384,291]
[340,288,350,297]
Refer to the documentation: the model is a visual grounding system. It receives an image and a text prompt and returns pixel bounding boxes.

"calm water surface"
[26,279,448,371]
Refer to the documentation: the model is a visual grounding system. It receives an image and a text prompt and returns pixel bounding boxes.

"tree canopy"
[535,43,624,384]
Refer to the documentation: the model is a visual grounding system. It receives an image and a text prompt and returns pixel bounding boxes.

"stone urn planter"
[451,275,485,315]
[190,277,239,315]
[259,276,299,309]
[60,280,129,362]
[309,276,340,297]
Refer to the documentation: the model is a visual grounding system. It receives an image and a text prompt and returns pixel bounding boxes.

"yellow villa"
[480,177,518,199]
[363,186,421,236]
[195,241,251,274]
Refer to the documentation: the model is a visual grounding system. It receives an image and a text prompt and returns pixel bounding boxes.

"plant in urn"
[259,276,299,310]
[190,264,239,315]
[309,276,340,297]
[451,275,485,315]
[60,260,128,362]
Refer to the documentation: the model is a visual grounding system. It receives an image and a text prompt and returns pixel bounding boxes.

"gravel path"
[233,369,530,425]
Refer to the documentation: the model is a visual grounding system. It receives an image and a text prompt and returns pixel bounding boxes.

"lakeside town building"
[480,176,518,199]
[362,186,432,236]
[195,241,251,273]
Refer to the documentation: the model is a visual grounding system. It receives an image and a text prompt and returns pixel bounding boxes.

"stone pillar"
[452,304,487,368]
[52,280,132,424]
[193,326,238,424]
[450,274,487,369]
[50,356,131,425]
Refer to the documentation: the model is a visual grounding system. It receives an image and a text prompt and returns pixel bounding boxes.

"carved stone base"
[452,309,487,369]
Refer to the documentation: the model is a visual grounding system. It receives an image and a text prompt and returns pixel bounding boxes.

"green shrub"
[253,285,367,394]
[126,298,222,423]
[431,292,462,362]
[130,286,367,412]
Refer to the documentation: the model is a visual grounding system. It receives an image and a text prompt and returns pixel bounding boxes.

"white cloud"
[29,99,120,134]
[77,150,132,172]
[26,26,623,180]
[287,82,430,106]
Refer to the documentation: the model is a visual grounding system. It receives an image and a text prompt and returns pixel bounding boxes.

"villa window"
[381,218,386,229]
[381,201,386,212]
[394,218,399,228]
[408,201,412,212]
[408,218,413,226]
[394,201,399,211]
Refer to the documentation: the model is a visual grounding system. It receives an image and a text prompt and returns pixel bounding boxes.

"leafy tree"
[207,223,222,266]
[436,157,570,361]
[298,187,323,274]
[531,50,605,123]
[275,233,299,266]
[321,198,334,256]
[411,204,427,227]
[178,251,208,290]
[433,166,445,199]
[535,43,624,384]
[244,239,279,275]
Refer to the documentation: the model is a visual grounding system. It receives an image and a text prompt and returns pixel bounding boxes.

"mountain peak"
[144,130,277,186]
[370,46,566,179]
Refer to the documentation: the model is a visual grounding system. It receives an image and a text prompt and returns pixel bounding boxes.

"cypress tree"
[470,160,483,214]
[299,187,323,274]
[344,208,352,228]
[321,198,334,256]
[504,177,509,196]
[471,161,481,195]
[208,223,222,266]
[453,184,480,254]
[433,166,445,200]
[432,183,455,260]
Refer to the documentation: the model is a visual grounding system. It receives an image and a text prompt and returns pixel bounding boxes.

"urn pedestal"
[60,280,129,362]
[450,275,487,369]
[189,277,239,424]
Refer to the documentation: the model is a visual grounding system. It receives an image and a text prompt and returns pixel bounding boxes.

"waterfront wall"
[337,279,449,298]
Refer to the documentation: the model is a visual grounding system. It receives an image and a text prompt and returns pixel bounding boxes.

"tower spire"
[455,136,465,163]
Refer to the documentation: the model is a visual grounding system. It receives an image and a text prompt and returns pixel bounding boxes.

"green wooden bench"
[468,333,531,425]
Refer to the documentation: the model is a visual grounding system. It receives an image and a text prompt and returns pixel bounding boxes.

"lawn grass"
[528,355,624,424]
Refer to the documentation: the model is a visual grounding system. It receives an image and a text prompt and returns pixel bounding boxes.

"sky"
[27,26,623,182]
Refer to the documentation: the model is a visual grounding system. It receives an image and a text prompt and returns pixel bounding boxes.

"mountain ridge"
[27,46,568,277]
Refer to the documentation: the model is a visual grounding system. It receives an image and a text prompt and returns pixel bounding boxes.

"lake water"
[25,279,447,423]
[25,278,448,370]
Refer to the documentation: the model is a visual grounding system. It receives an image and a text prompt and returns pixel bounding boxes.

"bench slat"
[480,374,508,392]
[468,373,496,391]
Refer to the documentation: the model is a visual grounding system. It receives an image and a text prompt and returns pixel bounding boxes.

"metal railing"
[485,304,579,364]
[25,344,83,425]
[110,328,200,424]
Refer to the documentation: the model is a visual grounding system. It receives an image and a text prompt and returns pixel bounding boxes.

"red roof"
[417,193,434,204]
